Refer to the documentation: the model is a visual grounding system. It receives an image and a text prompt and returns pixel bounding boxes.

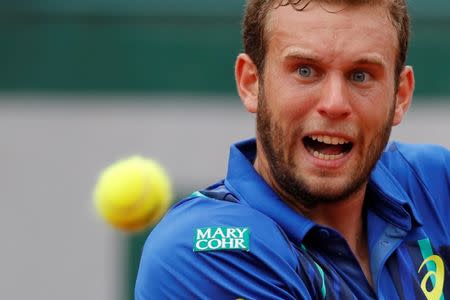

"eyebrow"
[281,48,321,62]
[352,54,386,68]
[281,48,387,68]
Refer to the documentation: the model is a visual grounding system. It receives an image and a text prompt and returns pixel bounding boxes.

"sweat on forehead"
[266,0,391,30]
[273,0,388,10]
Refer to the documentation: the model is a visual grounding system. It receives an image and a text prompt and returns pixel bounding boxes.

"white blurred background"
[0,95,448,300]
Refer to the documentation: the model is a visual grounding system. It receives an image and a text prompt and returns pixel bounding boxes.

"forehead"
[264,2,398,66]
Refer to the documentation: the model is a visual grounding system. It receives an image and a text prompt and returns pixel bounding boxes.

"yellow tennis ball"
[93,156,172,232]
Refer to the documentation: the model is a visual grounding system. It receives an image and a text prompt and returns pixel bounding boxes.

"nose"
[317,73,352,119]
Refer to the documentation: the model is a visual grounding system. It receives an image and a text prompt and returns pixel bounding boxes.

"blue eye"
[352,71,367,82]
[298,66,312,77]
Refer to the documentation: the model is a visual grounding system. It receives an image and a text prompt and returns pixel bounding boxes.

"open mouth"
[303,135,353,160]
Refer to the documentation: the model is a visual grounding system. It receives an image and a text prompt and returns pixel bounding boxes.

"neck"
[298,186,373,287]
[254,150,368,248]
[253,150,373,286]
[302,187,367,251]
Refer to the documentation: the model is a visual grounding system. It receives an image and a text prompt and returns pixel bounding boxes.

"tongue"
[313,144,345,155]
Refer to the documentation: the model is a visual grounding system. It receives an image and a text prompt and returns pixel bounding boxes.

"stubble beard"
[256,90,395,209]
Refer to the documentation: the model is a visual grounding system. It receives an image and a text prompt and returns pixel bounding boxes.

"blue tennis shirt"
[135,139,450,299]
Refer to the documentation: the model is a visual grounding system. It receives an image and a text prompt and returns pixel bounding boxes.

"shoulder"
[135,187,306,299]
[382,141,449,165]
[377,142,449,224]
[379,142,449,184]
[151,188,296,253]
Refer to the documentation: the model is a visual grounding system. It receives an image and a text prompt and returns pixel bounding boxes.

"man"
[136,0,450,299]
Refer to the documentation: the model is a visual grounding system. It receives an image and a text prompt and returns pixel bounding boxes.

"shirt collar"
[225,139,422,243]
[368,159,423,230]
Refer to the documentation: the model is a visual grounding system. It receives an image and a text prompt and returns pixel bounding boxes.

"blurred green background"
[1,1,449,300]
[1,0,450,96]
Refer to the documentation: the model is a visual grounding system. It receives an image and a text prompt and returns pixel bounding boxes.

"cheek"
[353,93,394,136]
[353,80,395,113]
[270,87,317,122]
[262,62,319,119]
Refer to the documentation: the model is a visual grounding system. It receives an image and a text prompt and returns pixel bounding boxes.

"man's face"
[255,2,400,206]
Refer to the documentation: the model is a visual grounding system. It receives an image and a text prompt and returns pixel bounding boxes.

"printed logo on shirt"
[417,238,445,300]
[193,227,250,252]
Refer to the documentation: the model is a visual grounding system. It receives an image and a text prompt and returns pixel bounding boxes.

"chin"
[289,173,367,207]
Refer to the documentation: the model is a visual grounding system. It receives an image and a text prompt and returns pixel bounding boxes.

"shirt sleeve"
[135,197,311,300]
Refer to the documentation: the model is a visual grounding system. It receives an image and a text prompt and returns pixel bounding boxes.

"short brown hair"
[243,0,410,81]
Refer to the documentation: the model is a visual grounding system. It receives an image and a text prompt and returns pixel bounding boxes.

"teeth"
[306,135,351,160]
[331,137,340,145]
[309,135,349,145]
[312,150,345,160]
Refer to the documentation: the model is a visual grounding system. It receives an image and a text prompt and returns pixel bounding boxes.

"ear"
[392,66,415,126]
[235,53,260,113]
